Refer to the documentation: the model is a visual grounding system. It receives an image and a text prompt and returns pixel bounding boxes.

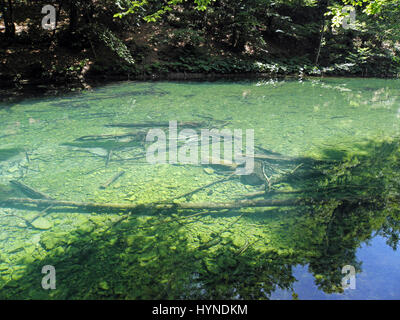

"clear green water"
[0,78,399,299]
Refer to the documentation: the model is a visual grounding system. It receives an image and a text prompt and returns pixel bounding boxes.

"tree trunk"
[0,0,15,38]
[314,0,330,65]
[0,196,373,213]
[0,197,304,212]
[69,0,78,33]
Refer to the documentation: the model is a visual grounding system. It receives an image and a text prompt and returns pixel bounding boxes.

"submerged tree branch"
[0,195,374,213]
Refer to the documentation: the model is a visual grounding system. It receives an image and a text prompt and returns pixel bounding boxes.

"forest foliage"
[1,0,399,86]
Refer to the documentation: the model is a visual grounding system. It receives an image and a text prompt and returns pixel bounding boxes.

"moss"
[31,217,53,230]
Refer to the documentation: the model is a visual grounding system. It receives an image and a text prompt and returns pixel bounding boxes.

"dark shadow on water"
[0,138,400,299]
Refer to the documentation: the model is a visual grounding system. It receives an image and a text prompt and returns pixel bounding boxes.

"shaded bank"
[1,1,399,101]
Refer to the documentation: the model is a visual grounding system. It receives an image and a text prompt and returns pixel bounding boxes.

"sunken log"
[105,121,207,129]
[0,196,371,213]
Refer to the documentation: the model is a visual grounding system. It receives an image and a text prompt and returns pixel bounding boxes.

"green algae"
[31,218,53,230]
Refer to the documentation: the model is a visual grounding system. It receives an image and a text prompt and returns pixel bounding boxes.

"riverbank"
[2,0,399,103]
[2,68,398,104]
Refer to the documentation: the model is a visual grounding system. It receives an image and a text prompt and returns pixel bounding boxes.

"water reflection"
[272,236,400,300]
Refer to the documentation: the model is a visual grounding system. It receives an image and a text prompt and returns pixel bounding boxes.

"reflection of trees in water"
[1,138,400,299]
[301,139,400,294]
[379,210,400,250]
[194,138,400,298]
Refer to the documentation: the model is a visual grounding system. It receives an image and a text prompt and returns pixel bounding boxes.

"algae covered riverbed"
[0,78,400,299]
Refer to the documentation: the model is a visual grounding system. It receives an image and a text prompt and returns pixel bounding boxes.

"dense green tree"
[1,0,399,85]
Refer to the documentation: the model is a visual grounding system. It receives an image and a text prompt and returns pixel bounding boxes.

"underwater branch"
[0,196,373,213]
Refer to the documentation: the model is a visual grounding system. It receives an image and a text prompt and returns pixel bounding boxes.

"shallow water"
[0,78,399,299]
